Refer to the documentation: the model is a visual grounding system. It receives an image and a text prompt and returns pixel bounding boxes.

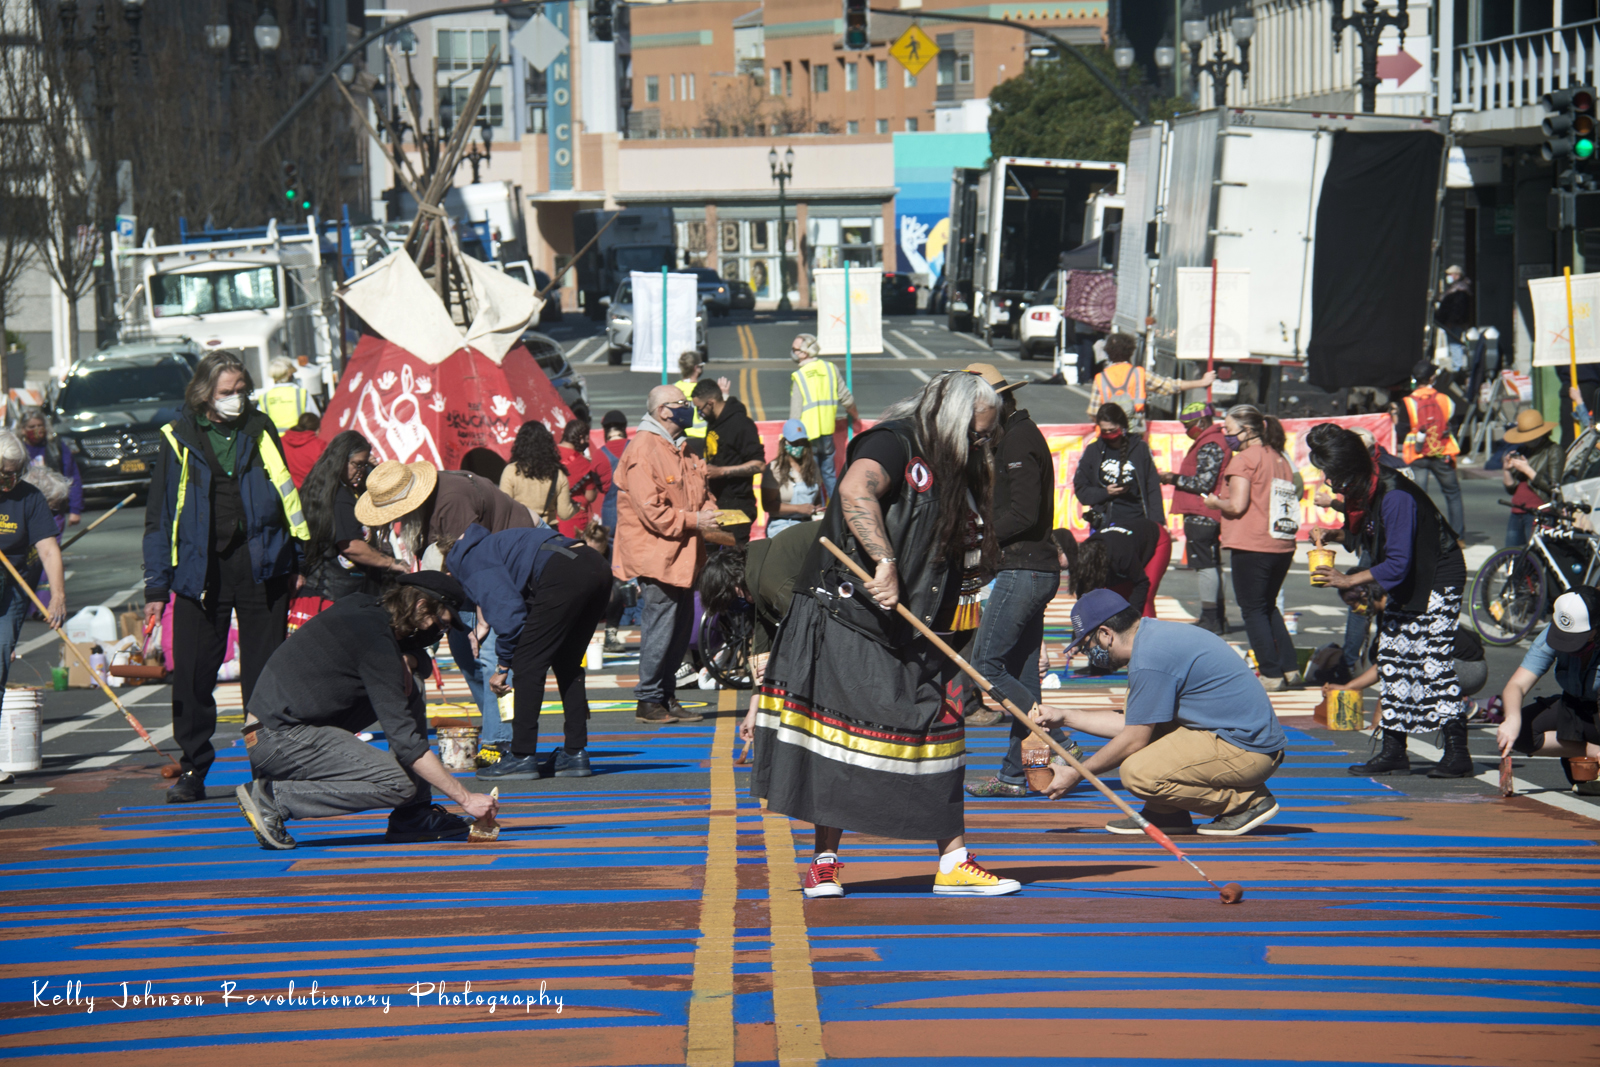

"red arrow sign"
[1376,50,1423,85]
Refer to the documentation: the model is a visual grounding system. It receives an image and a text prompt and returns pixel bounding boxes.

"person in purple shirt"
[20,409,82,526]
[1307,424,1471,779]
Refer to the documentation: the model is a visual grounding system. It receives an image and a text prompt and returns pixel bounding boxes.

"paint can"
[1284,612,1300,636]
[1,689,43,772]
[1020,737,1054,792]
[1566,755,1599,783]
[1308,547,1336,585]
[1327,690,1364,731]
[436,725,480,772]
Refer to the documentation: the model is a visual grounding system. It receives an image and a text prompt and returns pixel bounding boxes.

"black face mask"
[1087,643,1114,670]
[398,624,445,654]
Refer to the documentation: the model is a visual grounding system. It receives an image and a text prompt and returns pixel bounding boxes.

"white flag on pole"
[630,270,700,375]
[815,267,883,355]
[1176,267,1251,363]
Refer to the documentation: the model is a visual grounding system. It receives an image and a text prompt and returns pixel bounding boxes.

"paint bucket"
[436,725,480,772]
[1,689,43,772]
[1284,612,1300,636]
[1327,690,1364,731]
[583,635,603,670]
[1567,756,1600,783]
[1020,737,1054,792]
[1308,547,1336,585]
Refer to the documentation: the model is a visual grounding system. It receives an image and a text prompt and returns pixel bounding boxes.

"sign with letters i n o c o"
[515,3,573,190]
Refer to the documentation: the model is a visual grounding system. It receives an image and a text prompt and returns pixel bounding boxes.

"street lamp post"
[1333,0,1410,114]
[769,146,794,312]
[1112,34,1176,114]
[57,0,145,348]
[1183,2,1255,108]
[462,121,494,184]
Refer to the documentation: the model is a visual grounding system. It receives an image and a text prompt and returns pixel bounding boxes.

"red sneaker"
[801,854,845,898]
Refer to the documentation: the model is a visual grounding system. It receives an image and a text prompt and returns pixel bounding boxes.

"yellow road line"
[741,324,767,421]
[762,781,824,1063]
[686,703,739,1065]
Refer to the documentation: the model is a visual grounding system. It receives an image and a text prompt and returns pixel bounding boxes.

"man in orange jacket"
[613,384,731,724]
[1399,360,1464,540]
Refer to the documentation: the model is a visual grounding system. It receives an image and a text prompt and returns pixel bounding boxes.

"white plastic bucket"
[1,691,42,772]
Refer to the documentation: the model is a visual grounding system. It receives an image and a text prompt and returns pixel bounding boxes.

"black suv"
[52,352,191,495]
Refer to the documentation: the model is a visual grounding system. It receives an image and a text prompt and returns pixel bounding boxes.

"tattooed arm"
[837,457,900,611]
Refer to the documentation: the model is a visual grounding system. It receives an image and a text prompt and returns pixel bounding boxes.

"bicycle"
[698,599,755,689]
[1470,496,1600,645]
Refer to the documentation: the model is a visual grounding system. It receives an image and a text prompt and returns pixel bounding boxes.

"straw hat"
[962,362,1026,393]
[355,460,439,526]
[1503,408,1557,445]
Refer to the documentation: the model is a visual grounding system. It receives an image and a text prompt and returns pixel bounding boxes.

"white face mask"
[212,393,245,420]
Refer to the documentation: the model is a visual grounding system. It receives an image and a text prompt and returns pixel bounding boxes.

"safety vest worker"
[1091,361,1147,419]
[675,352,708,440]
[261,356,320,432]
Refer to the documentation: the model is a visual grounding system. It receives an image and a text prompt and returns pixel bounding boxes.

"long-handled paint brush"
[0,552,182,777]
[820,537,1245,905]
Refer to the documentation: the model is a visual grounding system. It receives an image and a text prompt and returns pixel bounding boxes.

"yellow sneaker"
[932,853,1021,896]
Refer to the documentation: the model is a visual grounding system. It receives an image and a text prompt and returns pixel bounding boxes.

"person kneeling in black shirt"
[234,573,500,850]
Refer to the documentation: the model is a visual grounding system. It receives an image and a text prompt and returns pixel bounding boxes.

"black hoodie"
[704,395,764,516]
[993,406,1059,573]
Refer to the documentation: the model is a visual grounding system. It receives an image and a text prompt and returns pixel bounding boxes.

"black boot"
[1195,606,1224,635]
[1428,719,1476,778]
[1348,729,1410,776]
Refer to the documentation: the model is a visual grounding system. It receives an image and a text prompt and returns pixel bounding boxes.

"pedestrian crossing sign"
[890,25,938,77]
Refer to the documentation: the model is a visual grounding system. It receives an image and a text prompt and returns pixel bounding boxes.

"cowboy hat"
[355,459,439,526]
[962,362,1027,393]
[1503,408,1557,444]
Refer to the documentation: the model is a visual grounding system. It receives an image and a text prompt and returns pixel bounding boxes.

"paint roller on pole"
[0,551,182,776]
[817,537,1245,905]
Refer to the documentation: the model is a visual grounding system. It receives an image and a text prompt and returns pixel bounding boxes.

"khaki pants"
[1119,725,1283,818]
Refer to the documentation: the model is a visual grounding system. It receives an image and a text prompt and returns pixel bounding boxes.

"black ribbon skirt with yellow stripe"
[751,594,966,842]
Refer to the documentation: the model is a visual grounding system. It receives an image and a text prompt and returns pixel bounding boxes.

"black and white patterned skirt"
[1375,586,1465,733]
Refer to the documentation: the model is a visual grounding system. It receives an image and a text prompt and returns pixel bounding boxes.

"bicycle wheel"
[1470,546,1547,646]
[699,605,755,689]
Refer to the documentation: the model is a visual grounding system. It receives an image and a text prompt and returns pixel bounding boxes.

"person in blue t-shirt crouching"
[1030,589,1288,837]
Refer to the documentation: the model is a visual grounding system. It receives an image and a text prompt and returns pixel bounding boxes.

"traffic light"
[590,0,614,43]
[843,0,868,50]
[1544,87,1597,188]
[281,161,312,213]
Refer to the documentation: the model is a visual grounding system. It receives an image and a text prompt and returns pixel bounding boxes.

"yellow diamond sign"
[890,24,939,77]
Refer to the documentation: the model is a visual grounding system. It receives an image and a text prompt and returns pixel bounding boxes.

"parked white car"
[1016,271,1063,361]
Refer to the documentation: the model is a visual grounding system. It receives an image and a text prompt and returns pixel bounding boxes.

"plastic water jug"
[63,606,118,647]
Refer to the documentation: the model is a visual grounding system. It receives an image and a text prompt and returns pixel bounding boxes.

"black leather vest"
[1362,469,1457,614]
[797,420,958,646]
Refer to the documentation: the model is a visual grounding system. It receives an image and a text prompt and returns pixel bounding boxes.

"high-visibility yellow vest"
[261,383,308,431]
[160,424,309,566]
[791,359,840,439]
[675,377,708,439]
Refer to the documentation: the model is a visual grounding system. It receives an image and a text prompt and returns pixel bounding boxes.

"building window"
[876,118,888,134]
[846,119,859,135]
[437,28,501,72]
[448,86,503,129]
[957,52,973,83]
[904,68,916,88]
[937,51,954,86]
[905,117,918,132]
[527,105,546,133]
[645,75,659,103]
[770,67,781,95]
[845,62,858,91]
[817,121,832,134]
[687,73,695,101]
[813,64,829,93]
[669,74,675,101]
[875,59,888,89]
[785,63,793,96]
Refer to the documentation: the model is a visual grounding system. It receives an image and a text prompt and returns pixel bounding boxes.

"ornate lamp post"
[57,0,146,347]
[1333,0,1409,114]
[1183,1,1255,108]
[462,121,494,184]
[768,145,794,312]
[1112,33,1176,115]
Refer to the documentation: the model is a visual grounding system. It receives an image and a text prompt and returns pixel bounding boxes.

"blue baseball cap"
[1065,588,1133,655]
[781,419,808,443]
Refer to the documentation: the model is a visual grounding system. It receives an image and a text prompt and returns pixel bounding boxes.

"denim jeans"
[0,578,30,689]
[1408,456,1465,539]
[967,568,1065,786]
[634,578,695,705]
[812,433,838,503]
[1507,512,1533,549]
[447,611,507,746]
[248,721,425,820]
[1230,549,1297,678]
[1341,551,1373,673]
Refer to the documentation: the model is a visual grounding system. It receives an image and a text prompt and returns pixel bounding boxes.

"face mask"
[1087,642,1114,670]
[1100,428,1123,443]
[1224,434,1243,452]
[782,442,806,459]
[668,405,694,429]
[1184,424,1204,441]
[23,428,45,444]
[213,394,245,420]
[0,469,17,492]
[398,623,445,654]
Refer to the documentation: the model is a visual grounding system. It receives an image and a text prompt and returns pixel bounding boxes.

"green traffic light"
[301,200,312,210]
[1580,138,1597,159]
[284,189,295,200]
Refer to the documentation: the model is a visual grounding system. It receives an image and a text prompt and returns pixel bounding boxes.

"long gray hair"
[880,371,1001,568]
[185,350,255,415]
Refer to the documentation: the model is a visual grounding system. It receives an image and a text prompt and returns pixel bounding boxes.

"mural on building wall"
[892,131,989,282]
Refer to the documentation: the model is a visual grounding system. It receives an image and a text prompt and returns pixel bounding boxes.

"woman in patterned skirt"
[1305,423,1473,777]
[745,371,1021,898]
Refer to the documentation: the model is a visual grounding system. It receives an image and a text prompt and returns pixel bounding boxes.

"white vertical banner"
[629,270,700,375]
[1529,272,1600,367]
[814,267,883,355]
[1176,267,1251,363]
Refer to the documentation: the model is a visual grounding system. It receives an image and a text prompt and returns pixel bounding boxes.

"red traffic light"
[1578,89,1596,112]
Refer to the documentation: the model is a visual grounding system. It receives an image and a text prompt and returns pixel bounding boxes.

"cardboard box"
[61,639,100,689]
[119,611,144,641]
